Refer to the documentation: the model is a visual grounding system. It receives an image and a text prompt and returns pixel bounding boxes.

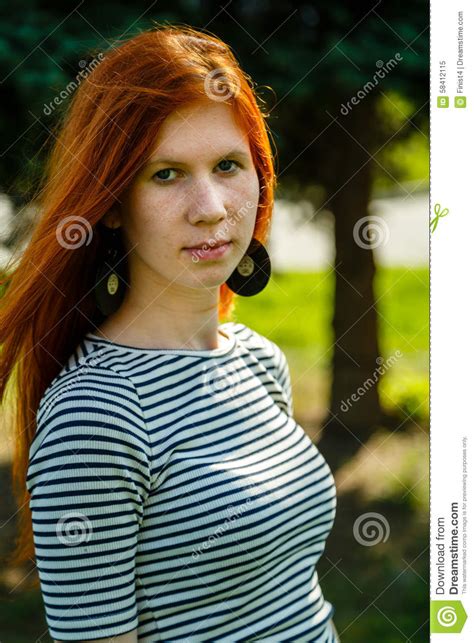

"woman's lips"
[184,241,232,260]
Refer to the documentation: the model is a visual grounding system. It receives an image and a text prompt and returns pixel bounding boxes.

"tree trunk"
[318,97,385,469]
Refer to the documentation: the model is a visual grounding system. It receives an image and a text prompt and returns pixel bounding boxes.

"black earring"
[225,238,271,296]
[94,223,128,316]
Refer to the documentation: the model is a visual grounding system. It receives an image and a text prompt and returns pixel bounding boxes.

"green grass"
[233,269,335,355]
[232,267,428,354]
[375,267,429,356]
[232,267,429,419]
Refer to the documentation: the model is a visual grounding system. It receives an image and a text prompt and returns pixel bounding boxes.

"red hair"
[0,23,276,572]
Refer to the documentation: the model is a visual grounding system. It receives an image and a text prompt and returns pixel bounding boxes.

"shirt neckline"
[84,322,237,357]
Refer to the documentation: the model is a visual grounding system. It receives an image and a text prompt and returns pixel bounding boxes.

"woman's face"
[114,99,261,294]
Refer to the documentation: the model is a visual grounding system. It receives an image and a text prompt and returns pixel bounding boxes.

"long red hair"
[0,23,276,572]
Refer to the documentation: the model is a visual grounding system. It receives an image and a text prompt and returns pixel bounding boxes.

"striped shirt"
[27,321,337,641]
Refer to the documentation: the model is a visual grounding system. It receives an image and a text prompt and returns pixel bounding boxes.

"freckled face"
[117,99,261,291]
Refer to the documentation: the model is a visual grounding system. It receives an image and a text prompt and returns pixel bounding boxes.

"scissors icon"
[430,203,449,233]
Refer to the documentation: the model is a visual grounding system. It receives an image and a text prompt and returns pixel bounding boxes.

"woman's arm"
[28,369,150,641]
[54,628,138,643]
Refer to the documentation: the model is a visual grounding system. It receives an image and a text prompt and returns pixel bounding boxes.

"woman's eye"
[153,160,240,183]
[217,159,239,173]
[153,168,178,182]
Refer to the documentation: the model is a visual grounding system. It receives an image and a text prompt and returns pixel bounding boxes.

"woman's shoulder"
[37,360,139,422]
[32,363,148,468]
[224,320,279,351]
[225,321,287,364]
[226,321,293,416]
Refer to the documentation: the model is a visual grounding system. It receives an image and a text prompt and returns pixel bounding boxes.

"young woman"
[1,24,338,642]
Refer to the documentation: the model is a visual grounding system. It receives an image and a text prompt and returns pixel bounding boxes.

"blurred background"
[0,1,429,641]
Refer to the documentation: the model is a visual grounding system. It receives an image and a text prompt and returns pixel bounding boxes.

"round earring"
[93,223,128,316]
[225,237,271,296]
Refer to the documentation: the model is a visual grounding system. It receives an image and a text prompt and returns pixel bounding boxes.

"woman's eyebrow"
[144,148,251,167]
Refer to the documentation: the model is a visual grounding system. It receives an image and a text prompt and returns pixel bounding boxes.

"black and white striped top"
[27,321,337,642]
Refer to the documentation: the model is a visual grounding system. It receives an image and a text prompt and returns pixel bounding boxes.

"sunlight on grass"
[335,427,429,513]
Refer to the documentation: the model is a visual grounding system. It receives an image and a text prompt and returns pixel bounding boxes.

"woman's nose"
[186,179,227,225]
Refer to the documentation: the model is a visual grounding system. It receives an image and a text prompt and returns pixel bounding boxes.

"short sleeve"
[26,367,151,641]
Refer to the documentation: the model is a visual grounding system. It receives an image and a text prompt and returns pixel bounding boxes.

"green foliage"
[380,374,429,421]
[0,1,428,200]
[374,92,429,189]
